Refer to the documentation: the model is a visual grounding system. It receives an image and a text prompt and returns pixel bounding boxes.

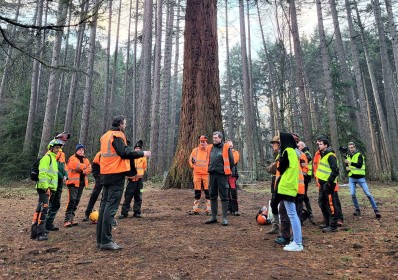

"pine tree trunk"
[289,0,312,149]
[136,0,154,144]
[23,0,44,154]
[38,1,68,155]
[384,0,398,86]
[101,0,113,134]
[64,1,87,133]
[79,0,100,145]
[149,0,163,175]
[316,0,340,159]
[158,0,174,172]
[225,0,233,138]
[164,0,222,189]
[238,0,255,172]
[123,0,134,115]
[344,0,380,176]
[130,0,140,141]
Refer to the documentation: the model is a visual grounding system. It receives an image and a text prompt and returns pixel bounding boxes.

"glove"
[191,157,196,164]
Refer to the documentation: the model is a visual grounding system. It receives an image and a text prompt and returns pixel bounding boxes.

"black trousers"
[32,189,50,235]
[96,176,125,245]
[194,189,210,200]
[45,178,63,227]
[303,175,313,215]
[65,185,84,222]
[209,173,229,205]
[121,179,143,216]
[270,176,279,215]
[85,176,103,217]
[318,181,338,228]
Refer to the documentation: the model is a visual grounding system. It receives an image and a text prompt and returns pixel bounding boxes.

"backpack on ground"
[30,154,52,182]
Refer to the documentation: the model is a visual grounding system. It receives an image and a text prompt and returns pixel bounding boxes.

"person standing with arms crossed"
[96,116,151,251]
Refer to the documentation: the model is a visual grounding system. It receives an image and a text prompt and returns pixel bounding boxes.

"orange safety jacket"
[189,146,210,175]
[208,143,232,175]
[232,149,240,165]
[100,130,130,174]
[93,152,100,165]
[297,152,306,195]
[127,157,147,181]
[66,155,92,187]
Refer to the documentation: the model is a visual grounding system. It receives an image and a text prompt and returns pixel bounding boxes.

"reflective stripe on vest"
[100,130,130,174]
[349,152,366,176]
[316,152,337,183]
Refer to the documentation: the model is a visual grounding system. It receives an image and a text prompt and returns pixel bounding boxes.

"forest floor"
[0,179,397,280]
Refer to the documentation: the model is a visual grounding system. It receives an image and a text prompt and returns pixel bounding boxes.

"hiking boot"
[82,216,90,222]
[318,224,329,229]
[45,223,59,231]
[71,221,79,227]
[374,210,381,219]
[283,241,304,252]
[205,218,218,224]
[353,209,361,216]
[36,233,48,241]
[30,223,38,240]
[266,223,279,234]
[64,221,73,228]
[322,226,338,233]
[118,214,128,219]
[337,220,344,227]
[231,211,240,216]
[275,236,290,245]
[100,242,123,251]
[133,213,142,218]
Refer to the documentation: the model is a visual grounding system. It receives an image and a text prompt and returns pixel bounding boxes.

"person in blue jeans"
[273,132,303,252]
[344,142,381,219]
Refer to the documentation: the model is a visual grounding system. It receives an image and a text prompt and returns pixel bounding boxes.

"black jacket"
[208,142,235,175]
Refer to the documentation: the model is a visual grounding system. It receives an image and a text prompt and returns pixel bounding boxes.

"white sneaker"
[283,241,304,252]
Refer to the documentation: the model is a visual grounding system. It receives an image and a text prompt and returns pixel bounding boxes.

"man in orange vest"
[119,140,147,219]
[189,135,211,215]
[205,131,235,226]
[227,139,240,216]
[96,116,151,251]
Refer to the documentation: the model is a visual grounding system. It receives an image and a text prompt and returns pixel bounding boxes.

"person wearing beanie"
[119,140,147,219]
[64,144,92,227]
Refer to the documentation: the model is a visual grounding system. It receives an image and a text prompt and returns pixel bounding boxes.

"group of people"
[265,133,381,252]
[31,114,381,252]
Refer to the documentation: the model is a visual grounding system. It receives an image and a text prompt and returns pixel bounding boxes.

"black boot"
[205,200,218,224]
[36,224,48,241]
[221,203,229,226]
[30,223,38,240]
[353,209,361,216]
[374,210,381,219]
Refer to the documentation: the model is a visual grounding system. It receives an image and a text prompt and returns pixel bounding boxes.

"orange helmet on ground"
[257,214,269,225]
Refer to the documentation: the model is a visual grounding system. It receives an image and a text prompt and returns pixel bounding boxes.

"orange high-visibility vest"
[93,152,101,165]
[297,152,306,194]
[100,130,130,174]
[127,157,147,181]
[189,146,210,175]
[208,143,232,175]
[66,155,92,187]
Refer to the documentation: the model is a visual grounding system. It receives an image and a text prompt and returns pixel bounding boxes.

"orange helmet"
[257,214,268,225]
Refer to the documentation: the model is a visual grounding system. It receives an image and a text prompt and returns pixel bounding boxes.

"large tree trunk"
[344,0,379,176]
[79,0,100,145]
[136,0,153,144]
[158,0,175,171]
[123,0,134,116]
[64,1,87,133]
[23,0,44,154]
[385,0,398,86]
[289,0,312,149]
[316,0,340,159]
[149,0,163,175]
[38,1,68,155]
[238,0,255,172]
[164,0,222,189]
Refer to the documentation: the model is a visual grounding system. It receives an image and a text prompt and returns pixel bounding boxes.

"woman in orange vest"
[64,144,92,227]
[227,139,240,216]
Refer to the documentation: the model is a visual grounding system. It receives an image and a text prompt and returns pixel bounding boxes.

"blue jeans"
[349,177,378,210]
[284,200,302,245]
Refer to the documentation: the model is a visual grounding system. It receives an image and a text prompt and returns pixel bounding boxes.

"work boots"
[353,209,361,216]
[36,224,48,241]
[266,214,279,234]
[374,210,381,219]
[205,200,218,224]
[221,203,229,226]
[30,223,38,240]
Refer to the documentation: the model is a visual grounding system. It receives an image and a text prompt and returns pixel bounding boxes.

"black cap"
[134,140,143,149]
